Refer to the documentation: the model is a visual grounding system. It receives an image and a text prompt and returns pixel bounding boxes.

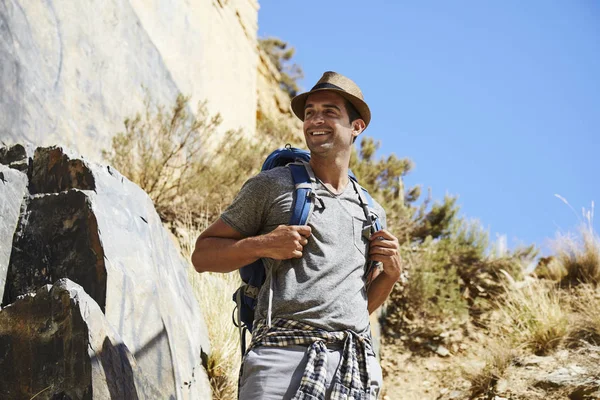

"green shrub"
[103,95,299,223]
[349,136,458,245]
[349,136,538,345]
[386,239,470,338]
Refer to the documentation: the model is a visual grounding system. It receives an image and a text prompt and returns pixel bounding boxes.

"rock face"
[3,189,108,311]
[256,49,303,136]
[0,279,174,399]
[0,281,94,400]
[0,163,28,301]
[0,0,259,161]
[0,145,211,399]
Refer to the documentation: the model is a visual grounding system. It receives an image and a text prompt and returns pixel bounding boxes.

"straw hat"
[291,71,371,128]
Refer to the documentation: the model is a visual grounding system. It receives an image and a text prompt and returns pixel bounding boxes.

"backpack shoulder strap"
[288,161,318,226]
[349,177,384,285]
[349,177,382,232]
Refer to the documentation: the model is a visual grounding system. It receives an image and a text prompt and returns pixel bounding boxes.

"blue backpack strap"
[349,177,382,284]
[288,161,317,226]
[349,176,380,231]
[362,188,382,232]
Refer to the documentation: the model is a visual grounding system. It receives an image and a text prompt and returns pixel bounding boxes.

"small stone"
[496,378,509,393]
[435,345,451,357]
[518,354,552,366]
[537,365,589,390]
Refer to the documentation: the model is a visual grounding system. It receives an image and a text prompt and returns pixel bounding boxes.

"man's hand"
[366,229,402,314]
[261,225,312,260]
[369,229,402,281]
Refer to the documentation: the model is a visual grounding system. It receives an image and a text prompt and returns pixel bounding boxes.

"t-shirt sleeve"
[220,173,273,237]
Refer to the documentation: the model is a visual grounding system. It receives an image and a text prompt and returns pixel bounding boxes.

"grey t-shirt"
[221,166,386,334]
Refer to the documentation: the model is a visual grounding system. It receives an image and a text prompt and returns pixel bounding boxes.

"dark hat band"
[311,82,345,92]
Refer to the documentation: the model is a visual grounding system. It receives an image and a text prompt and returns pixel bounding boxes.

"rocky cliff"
[256,48,303,135]
[0,144,211,399]
[0,0,260,161]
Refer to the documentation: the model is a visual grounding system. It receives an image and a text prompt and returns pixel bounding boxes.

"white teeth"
[311,131,328,136]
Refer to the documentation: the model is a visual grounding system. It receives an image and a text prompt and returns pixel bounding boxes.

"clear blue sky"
[258,1,600,254]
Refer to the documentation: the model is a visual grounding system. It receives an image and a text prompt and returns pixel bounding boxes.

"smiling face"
[303,91,364,159]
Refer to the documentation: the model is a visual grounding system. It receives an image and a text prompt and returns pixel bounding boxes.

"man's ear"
[352,119,366,138]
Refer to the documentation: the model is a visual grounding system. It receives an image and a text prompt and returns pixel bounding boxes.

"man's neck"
[309,155,350,194]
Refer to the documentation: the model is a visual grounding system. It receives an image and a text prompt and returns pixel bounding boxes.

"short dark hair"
[345,99,361,124]
[345,99,362,143]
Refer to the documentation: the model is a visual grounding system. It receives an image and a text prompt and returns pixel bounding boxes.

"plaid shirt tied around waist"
[243,318,377,400]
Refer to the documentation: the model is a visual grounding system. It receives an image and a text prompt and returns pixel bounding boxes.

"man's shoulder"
[260,165,293,180]
[254,166,294,185]
[243,166,294,194]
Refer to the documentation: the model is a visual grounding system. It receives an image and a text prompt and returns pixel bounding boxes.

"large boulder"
[0,145,211,399]
[0,279,174,399]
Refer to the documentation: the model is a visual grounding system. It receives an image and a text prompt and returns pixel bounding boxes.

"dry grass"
[463,337,518,398]
[551,227,600,287]
[567,284,600,346]
[549,198,600,286]
[178,213,241,400]
[534,255,568,282]
[498,279,570,355]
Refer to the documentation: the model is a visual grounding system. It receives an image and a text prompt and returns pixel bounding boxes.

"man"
[191,71,402,399]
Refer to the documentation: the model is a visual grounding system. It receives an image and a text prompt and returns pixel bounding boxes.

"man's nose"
[308,112,325,124]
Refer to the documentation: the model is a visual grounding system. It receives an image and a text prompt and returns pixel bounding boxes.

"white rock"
[0,163,28,303]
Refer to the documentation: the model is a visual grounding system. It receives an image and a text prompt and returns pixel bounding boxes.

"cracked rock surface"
[0,144,211,399]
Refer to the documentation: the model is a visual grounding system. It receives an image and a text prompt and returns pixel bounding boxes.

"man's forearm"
[367,269,399,314]
[192,222,311,274]
[191,236,264,273]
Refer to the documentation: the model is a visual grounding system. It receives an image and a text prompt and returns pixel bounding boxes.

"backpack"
[232,145,382,355]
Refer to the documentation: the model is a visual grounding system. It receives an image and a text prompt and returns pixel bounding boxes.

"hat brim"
[291,88,371,128]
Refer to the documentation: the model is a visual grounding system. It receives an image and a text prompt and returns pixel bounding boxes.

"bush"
[103,95,299,223]
[384,238,469,339]
[350,136,537,346]
[383,216,536,344]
